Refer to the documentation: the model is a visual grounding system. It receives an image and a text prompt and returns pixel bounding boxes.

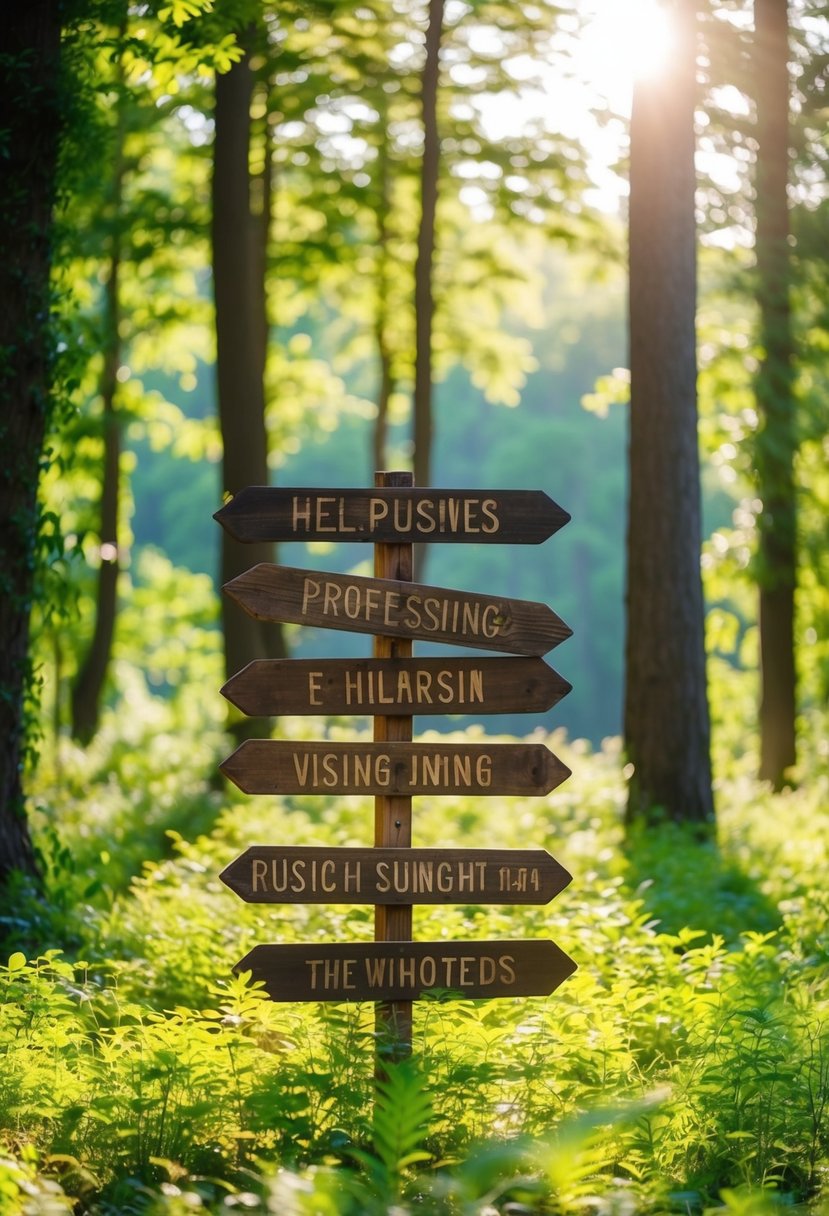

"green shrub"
[4,708,828,1211]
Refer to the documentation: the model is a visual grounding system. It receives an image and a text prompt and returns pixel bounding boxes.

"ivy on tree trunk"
[0,1,63,885]
[71,85,126,744]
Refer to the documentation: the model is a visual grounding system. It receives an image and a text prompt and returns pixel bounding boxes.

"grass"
[1,679,828,1214]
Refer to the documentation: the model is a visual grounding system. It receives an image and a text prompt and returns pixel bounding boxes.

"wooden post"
[215,476,578,1035]
[374,470,413,1063]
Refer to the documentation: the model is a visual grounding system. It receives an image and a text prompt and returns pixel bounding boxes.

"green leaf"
[157,0,213,28]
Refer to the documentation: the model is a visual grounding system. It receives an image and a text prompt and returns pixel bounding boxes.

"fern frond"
[372,1060,434,1181]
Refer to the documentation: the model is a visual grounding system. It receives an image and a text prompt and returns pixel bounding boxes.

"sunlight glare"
[453,0,682,216]
[583,0,675,108]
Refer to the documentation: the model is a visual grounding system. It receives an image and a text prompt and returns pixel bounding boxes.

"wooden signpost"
[215,486,570,545]
[220,740,570,797]
[220,846,573,905]
[236,940,577,1003]
[216,472,576,1060]
[223,564,571,656]
[221,656,571,717]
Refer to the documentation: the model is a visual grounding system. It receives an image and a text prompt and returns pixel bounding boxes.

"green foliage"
[0,1145,76,1215]
[262,247,629,743]
[3,708,829,1211]
[9,2,829,1212]
[261,0,596,446]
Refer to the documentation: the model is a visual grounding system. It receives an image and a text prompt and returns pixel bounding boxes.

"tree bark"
[212,35,285,730]
[412,0,443,556]
[374,324,394,475]
[754,0,796,789]
[373,105,394,475]
[0,1,62,883]
[624,0,714,829]
[71,107,125,743]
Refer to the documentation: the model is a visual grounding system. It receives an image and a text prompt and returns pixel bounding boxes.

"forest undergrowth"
[1,677,828,1215]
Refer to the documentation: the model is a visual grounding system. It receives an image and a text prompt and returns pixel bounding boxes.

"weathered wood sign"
[223,565,571,656]
[217,478,577,1028]
[215,487,570,545]
[236,939,577,1002]
[221,657,572,717]
[220,740,570,797]
[220,846,573,905]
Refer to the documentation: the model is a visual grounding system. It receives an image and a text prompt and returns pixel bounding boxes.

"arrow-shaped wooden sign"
[221,657,572,717]
[224,565,571,656]
[215,487,570,545]
[220,846,573,905]
[236,939,577,1002]
[220,740,570,797]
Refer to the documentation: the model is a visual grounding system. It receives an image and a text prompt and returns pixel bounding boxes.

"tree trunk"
[754,0,796,789]
[373,106,394,474]
[71,115,124,742]
[0,1,62,884]
[624,0,714,829]
[374,325,394,476]
[212,34,285,730]
[253,55,272,394]
[412,0,443,571]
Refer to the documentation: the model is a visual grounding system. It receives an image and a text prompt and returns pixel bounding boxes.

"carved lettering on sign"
[251,857,364,896]
[221,658,572,718]
[220,847,573,906]
[322,951,517,993]
[287,749,493,790]
[290,494,502,538]
[341,666,485,707]
[224,566,571,656]
[498,866,542,893]
[300,576,504,642]
[214,487,571,545]
[291,750,393,789]
[374,858,487,895]
[236,940,577,1001]
[220,741,569,797]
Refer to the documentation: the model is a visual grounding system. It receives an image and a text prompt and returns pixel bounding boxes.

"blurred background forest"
[6,0,827,780]
[2,0,829,1210]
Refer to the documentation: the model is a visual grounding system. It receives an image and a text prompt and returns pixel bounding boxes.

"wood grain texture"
[220,846,573,905]
[219,740,571,797]
[221,656,572,717]
[236,939,577,1002]
[224,564,572,656]
[625,0,713,824]
[214,487,570,544]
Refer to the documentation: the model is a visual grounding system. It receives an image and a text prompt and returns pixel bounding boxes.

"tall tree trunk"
[412,0,443,565]
[754,0,796,789]
[624,0,714,829]
[212,33,285,732]
[373,103,394,475]
[0,1,62,885]
[374,328,394,475]
[253,62,272,399]
[71,112,125,743]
